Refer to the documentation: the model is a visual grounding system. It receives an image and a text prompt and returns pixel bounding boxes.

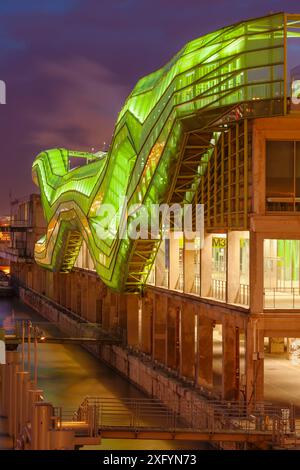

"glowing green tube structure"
[33,13,291,292]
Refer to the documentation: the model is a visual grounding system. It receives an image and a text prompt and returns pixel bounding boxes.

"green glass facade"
[32,13,299,292]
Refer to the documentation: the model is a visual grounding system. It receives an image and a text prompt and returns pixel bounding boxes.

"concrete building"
[4,13,300,409]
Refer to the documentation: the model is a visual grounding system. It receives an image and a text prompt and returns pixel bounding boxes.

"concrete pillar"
[141,294,153,354]
[110,293,118,329]
[102,290,111,328]
[127,294,139,347]
[81,274,88,319]
[184,240,195,294]
[65,273,71,310]
[87,278,96,322]
[15,371,30,438]
[249,232,264,313]
[153,294,167,363]
[166,299,180,369]
[197,315,213,388]
[201,233,213,297]
[118,294,127,333]
[246,321,264,403]
[31,402,53,450]
[169,233,181,290]
[2,351,20,435]
[227,231,240,304]
[59,274,67,307]
[155,240,168,288]
[222,323,240,400]
[53,273,60,303]
[180,302,195,379]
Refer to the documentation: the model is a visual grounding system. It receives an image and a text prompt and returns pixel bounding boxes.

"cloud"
[29,57,129,149]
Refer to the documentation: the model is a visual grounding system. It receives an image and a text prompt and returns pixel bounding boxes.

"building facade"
[5,13,300,405]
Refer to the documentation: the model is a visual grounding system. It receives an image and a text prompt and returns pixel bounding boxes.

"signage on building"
[212,237,226,248]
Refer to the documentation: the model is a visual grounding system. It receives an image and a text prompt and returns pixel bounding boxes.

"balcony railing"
[264,287,300,309]
[211,279,226,302]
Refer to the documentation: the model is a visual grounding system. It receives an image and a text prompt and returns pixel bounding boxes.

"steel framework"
[32,13,300,292]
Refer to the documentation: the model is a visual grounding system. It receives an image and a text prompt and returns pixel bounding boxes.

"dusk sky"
[0,0,299,214]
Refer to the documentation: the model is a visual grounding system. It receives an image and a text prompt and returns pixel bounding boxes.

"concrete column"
[141,294,153,354]
[53,273,59,303]
[249,231,264,313]
[15,371,30,437]
[166,299,180,369]
[155,242,167,287]
[169,233,181,290]
[31,402,53,450]
[184,240,195,294]
[245,320,264,403]
[102,290,111,328]
[65,273,71,310]
[197,315,213,388]
[60,274,67,307]
[81,275,88,319]
[180,302,195,379]
[118,294,127,333]
[227,232,240,304]
[222,323,239,400]
[87,278,96,322]
[152,294,167,363]
[110,293,118,329]
[127,294,139,347]
[201,233,212,297]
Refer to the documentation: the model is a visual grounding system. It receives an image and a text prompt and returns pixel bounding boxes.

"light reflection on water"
[0,297,209,450]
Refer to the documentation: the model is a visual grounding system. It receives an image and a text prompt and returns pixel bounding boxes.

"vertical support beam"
[228,127,232,228]
[221,132,225,226]
[152,294,167,363]
[169,233,180,290]
[102,290,111,328]
[245,320,264,403]
[235,123,240,227]
[243,119,248,229]
[249,231,264,313]
[80,274,88,319]
[227,231,241,304]
[214,144,217,227]
[207,160,211,229]
[184,238,195,294]
[166,299,180,369]
[180,302,195,379]
[141,293,153,354]
[126,294,139,347]
[222,322,239,400]
[284,13,288,115]
[197,314,213,388]
[200,233,212,297]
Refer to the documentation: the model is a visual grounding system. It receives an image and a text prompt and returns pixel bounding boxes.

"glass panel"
[155,239,169,288]
[211,235,227,301]
[264,239,300,308]
[266,141,294,211]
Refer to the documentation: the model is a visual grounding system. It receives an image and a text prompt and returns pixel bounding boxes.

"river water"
[0,297,208,450]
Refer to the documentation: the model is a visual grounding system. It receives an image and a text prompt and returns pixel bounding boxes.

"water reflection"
[0,297,208,450]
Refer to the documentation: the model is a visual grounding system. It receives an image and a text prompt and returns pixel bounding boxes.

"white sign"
[0,340,5,364]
